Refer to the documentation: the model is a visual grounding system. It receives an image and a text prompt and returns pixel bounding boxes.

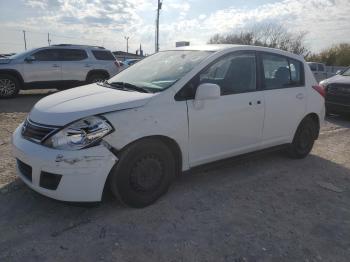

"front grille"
[326,83,350,105]
[40,171,62,190]
[17,159,32,182]
[21,119,58,143]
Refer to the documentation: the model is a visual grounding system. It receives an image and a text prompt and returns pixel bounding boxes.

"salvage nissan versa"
[12,45,325,208]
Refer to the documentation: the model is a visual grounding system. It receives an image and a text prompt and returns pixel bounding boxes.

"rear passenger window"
[262,54,290,89]
[199,52,257,95]
[61,49,87,61]
[262,54,304,89]
[289,59,303,85]
[92,50,115,61]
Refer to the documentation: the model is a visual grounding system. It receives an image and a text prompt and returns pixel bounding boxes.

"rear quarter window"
[92,50,115,61]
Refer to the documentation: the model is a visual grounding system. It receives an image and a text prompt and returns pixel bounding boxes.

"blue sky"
[0,0,349,54]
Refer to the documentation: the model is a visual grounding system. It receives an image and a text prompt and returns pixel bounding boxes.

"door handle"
[296,93,304,100]
[52,64,60,68]
[85,64,91,68]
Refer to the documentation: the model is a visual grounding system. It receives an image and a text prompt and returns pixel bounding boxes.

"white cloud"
[1,0,350,54]
[159,0,350,52]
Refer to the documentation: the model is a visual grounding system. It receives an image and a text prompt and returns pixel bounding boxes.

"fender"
[0,69,24,85]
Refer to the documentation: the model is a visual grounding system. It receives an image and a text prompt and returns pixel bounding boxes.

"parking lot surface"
[0,93,350,262]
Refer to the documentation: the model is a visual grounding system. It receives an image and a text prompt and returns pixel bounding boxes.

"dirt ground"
[0,110,350,262]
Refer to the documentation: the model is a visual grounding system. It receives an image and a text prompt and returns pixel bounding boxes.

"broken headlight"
[44,116,113,150]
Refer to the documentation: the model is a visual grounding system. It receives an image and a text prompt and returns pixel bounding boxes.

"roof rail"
[51,44,105,49]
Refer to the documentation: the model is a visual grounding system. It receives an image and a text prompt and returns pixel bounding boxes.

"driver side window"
[176,52,257,100]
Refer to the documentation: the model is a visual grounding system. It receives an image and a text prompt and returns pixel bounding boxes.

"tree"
[306,43,350,66]
[208,23,309,56]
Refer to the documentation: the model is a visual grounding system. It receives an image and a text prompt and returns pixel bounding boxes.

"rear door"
[61,49,90,82]
[260,52,306,146]
[186,51,265,166]
[23,49,62,83]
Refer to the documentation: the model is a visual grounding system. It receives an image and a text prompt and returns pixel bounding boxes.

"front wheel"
[288,118,317,159]
[109,139,176,208]
[0,74,20,98]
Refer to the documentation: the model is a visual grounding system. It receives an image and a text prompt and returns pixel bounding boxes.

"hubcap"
[0,78,16,96]
[130,155,164,193]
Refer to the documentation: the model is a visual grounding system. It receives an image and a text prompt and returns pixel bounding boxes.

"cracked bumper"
[12,125,117,202]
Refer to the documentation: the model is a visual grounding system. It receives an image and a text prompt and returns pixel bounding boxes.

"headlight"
[44,116,113,150]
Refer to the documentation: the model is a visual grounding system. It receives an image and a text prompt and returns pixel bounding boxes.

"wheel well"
[117,136,183,176]
[0,69,24,86]
[304,113,320,139]
[86,70,110,81]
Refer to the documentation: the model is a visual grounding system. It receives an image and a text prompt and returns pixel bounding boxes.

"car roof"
[45,44,110,50]
[168,44,305,61]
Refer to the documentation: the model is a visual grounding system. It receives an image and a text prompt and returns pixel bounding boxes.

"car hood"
[322,74,350,85]
[29,84,156,126]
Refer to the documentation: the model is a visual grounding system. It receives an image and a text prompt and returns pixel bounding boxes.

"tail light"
[114,61,120,68]
[312,85,326,98]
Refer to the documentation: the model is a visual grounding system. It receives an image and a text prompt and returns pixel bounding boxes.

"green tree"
[208,23,309,56]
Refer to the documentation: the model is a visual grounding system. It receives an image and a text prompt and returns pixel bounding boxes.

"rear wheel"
[288,117,318,159]
[0,74,20,98]
[87,73,108,84]
[109,139,176,208]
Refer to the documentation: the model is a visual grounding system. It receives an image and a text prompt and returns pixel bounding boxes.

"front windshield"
[108,50,212,92]
[341,68,350,76]
[10,48,35,59]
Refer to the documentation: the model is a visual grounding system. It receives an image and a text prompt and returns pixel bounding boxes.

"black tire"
[288,117,317,159]
[109,138,176,208]
[87,73,108,84]
[0,74,20,98]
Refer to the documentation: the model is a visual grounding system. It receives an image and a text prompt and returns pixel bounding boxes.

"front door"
[186,52,265,167]
[23,49,62,83]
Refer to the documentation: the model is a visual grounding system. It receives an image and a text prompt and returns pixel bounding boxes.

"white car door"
[61,49,90,82]
[186,52,265,167]
[23,49,62,83]
[260,53,306,146]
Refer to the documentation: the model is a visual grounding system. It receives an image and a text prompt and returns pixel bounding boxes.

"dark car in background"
[320,67,350,115]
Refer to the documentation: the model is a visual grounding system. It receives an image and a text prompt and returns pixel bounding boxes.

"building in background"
[176,41,190,47]
[113,44,145,61]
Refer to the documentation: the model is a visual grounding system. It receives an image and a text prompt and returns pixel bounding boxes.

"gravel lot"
[0,95,350,262]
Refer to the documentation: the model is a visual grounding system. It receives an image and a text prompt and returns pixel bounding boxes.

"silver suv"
[0,44,120,98]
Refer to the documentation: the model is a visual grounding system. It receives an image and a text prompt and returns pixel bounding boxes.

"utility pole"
[23,30,27,50]
[48,32,51,46]
[124,36,130,53]
[155,0,162,52]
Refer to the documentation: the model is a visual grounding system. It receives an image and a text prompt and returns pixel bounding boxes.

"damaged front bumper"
[12,125,118,202]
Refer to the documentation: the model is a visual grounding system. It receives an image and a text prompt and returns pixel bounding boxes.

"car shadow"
[1,151,350,261]
[326,114,350,128]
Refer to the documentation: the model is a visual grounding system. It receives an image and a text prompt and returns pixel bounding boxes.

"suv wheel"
[109,139,176,208]
[87,73,108,84]
[288,117,317,159]
[0,74,20,98]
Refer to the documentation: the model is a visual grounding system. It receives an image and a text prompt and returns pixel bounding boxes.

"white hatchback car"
[12,45,325,207]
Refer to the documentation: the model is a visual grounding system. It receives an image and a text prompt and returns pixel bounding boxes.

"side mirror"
[25,56,35,63]
[195,83,220,101]
[335,70,342,75]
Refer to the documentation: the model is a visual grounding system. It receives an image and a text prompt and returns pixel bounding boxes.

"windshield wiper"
[107,81,151,93]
